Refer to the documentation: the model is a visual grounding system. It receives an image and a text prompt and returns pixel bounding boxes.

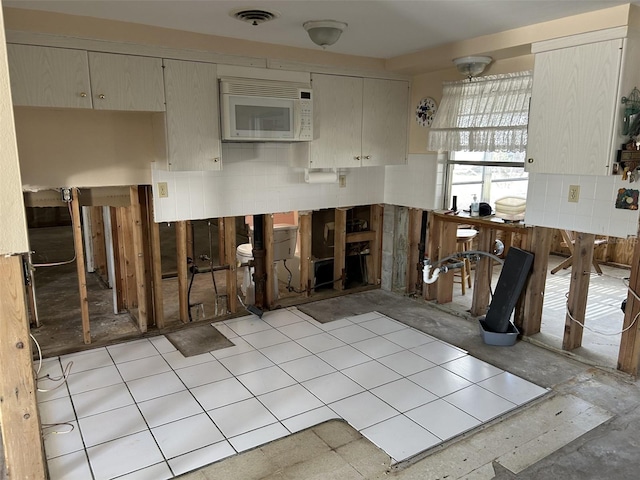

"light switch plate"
[157,182,169,198]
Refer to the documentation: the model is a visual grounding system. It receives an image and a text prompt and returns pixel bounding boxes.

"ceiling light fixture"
[303,20,348,48]
[453,56,493,79]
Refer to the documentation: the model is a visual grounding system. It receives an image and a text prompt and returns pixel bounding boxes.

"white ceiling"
[3,0,633,59]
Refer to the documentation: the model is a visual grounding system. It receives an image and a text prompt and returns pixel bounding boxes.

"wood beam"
[138,186,156,327]
[176,221,189,323]
[110,207,125,312]
[129,186,148,333]
[218,218,225,266]
[90,206,107,281]
[71,188,91,344]
[470,226,496,316]
[405,208,422,294]
[299,211,312,296]
[515,227,552,336]
[0,255,47,480]
[333,208,347,290]
[224,217,238,313]
[562,232,595,351]
[148,195,165,329]
[436,220,457,304]
[265,214,275,308]
[370,204,383,286]
[618,220,640,374]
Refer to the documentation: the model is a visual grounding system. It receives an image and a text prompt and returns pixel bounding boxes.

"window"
[445,151,527,211]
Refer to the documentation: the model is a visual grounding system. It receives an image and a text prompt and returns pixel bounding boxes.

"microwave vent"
[220,77,310,99]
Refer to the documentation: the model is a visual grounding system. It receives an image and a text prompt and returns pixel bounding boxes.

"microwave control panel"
[299,89,313,141]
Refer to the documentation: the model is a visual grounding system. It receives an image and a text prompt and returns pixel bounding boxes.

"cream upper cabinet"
[88,52,165,111]
[7,45,165,111]
[526,32,638,175]
[361,77,409,167]
[307,73,408,168]
[163,59,221,171]
[7,44,93,108]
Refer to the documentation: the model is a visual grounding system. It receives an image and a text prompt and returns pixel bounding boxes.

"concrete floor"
[174,289,640,480]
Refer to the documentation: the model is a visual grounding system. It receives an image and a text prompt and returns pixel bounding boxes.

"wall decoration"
[416,97,437,127]
[615,188,639,210]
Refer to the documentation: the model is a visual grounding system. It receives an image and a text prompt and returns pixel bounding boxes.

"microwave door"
[229,96,294,140]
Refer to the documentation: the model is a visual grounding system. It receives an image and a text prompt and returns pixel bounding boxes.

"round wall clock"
[416,97,438,127]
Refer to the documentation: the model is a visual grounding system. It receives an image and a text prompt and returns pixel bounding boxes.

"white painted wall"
[525,173,640,238]
[384,153,445,210]
[0,7,28,255]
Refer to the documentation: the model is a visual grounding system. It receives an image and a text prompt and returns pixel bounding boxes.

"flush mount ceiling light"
[230,8,280,26]
[453,56,493,79]
[303,20,348,48]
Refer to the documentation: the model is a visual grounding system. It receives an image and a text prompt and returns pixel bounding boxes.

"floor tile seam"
[235,364,300,395]
[405,366,474,394]
[110,461,171,480]
[361,411,446,442]
[470,379,545,407]
[438,363,506,384]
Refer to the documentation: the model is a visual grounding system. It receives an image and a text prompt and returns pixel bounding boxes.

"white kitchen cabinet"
[7,44,92,108]
[162,59,221,171]
[304,73,408,168]
[7,44,165,112]
[88,52,165,111]
[526,30,640,175]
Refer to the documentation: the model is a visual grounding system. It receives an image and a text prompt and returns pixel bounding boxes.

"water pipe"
[423,250,504,284]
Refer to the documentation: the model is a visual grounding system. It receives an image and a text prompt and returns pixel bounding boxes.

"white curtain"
[428,71,532,153]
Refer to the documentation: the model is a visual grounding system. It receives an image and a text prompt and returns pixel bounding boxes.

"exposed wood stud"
[470,226,496,316]
[299,211,312,296]
[138,186,155,326]
[119,206,137,309]
[618,215,640,374]
[90,206,108,281]
[563,232,595,351]
[264,214,275,308]
[334,208,348,290]
[129,186,148,333]
[71,188,91,344]
[110,207,125,312]
[405,208,422,293]
[0,255,47,480]
[148,193,165,329]
[176,221,189,323]
[370,204,383,285]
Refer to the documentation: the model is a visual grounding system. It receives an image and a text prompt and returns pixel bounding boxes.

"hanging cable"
[31,202,77,267]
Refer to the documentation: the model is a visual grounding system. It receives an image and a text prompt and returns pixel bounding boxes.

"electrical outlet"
[339,175,347,188]
[157,182,169,198]
[568,185,580,203]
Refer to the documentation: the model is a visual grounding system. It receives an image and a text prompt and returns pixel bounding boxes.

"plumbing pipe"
[423,250,504,284]
[416,210,428,294]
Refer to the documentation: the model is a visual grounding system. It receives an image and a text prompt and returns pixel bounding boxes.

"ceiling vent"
[230,8,280,26]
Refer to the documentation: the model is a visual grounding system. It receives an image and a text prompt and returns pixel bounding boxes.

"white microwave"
[220,77,313,142]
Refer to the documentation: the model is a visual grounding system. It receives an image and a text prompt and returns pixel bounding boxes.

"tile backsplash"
[152,145,439,222]
[525,173,640,238]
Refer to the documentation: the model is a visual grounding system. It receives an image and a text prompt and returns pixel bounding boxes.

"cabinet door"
[362,78,408,166]
[88,52,165,111]
[310,74,363,168]
[527,39,622,175]
[163,59,221,171]
[7,44,92,108]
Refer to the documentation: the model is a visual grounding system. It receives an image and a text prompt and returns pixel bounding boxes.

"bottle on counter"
[470,194,479,217]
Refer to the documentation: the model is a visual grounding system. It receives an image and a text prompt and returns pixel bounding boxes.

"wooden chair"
[550,230,607,275]
[454,228,477,294]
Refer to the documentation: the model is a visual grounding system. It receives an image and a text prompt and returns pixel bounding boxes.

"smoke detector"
[230,8,280,26]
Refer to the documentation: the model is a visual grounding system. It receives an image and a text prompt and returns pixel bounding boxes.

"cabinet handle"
[355,156,361,161]
[98,94,106,100]
[213,158,219,163]
[364,155,371,160]
[79,92,87,98]
[527,158,534,163]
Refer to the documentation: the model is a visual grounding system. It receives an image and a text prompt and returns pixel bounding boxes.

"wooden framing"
[515,226,552,335]
[333,208,347,290]
[265,214,275,308]
[71,188,91,344]
[470,226,497,316]
[90,206,108,281]
[436,221,458,305]
[618,224,640,374]
[176,221,189,323]
[138,186,156,327]
[299,212,312,296]
[370,204,383,285]
[129,186,148,332]
[405,208,423,294]
[224,217,238,313]
[110,207,126,312]
[562,233,596,351]
[0,255,47,479]
[148,193,165,329]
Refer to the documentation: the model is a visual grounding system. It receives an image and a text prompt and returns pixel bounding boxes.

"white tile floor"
[38,308,548,479]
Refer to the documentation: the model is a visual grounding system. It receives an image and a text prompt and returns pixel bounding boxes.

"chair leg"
[460,260,466,295]
[466,258,472,288]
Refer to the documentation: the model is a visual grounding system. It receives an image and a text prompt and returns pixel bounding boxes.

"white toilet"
[236,243,255,304]
[235,224,298,303]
